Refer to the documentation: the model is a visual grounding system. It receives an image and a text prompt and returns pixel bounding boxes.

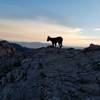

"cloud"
[0,18,100,47]
[0,18,82,42]
[2,18,100,47]
[63,37,100,47]
[93,28,100,31]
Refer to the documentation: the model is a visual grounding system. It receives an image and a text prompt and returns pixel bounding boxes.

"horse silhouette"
[47,36,63,48]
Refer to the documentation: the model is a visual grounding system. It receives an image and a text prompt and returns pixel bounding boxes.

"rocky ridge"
[0,41,100,100]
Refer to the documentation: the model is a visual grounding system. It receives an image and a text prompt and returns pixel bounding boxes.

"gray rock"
[0,43,100,99]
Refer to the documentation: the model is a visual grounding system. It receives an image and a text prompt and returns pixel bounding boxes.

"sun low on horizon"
[0,0,100,47]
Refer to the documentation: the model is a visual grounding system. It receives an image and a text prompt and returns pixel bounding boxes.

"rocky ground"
[0,41,100,100]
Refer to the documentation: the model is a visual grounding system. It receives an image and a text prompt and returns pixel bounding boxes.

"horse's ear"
[48,36,51,38]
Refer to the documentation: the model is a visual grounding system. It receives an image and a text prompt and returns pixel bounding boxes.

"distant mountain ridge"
[0,39,83,49]
[0,40,32,53]
[15,42,49,48]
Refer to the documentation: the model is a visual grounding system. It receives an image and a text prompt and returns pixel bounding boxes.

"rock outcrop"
[0,42,100,100]
[0,40,15,57]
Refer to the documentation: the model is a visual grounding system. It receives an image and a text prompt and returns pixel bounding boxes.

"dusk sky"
[0,0,100,47]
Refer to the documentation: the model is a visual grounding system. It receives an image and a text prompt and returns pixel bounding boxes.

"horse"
[47,36,63,48]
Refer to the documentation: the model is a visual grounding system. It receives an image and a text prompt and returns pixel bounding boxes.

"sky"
[0,0,100,47]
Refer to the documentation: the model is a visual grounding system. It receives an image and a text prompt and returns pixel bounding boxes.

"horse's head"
[47,36,50,41]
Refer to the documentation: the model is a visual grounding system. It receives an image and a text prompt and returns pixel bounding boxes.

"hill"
[16,41,49,48]
[0,41,100,100]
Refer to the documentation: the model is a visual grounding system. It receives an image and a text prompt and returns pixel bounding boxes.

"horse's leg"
[60,43,62,48]
[59,44,61,48]
[59,42,62,48]
[52,42,54,47]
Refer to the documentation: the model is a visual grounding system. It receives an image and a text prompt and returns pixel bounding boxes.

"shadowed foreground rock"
[0,42,100,100]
